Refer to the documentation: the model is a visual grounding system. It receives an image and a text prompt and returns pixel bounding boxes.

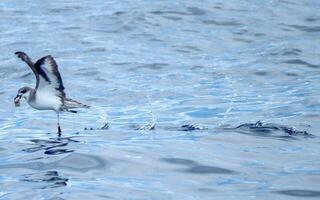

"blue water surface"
[0,0,320,199]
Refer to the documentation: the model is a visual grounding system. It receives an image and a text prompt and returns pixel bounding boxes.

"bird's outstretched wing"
[15,51,66,98]
[34,55,66,98]
[15,51,40,89]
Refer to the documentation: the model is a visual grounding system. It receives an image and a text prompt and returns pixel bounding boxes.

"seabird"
[14,51,89,133]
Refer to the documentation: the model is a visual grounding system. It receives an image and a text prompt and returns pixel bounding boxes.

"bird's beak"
[14,94,22,107]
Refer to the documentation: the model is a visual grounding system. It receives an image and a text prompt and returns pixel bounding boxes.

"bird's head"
[14,86,32,107]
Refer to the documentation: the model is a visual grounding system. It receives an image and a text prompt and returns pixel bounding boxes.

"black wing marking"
[34,55,65,98]
[15,51,40,89]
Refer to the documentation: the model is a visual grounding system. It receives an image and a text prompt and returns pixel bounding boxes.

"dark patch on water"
[23,137,79,155]
[110,62,131,66]
[202,20,242,26]
[279,0,298,5]
[185,165,236,174]
[63,26,81,30]
[283,59,319,68]
[288,24,320,32]
[174,49,191,54]
[138,63,169,70]
[161,157,237,174]
[190,65,205,70]
[149,10,181,15]
[113,11,125,16]
[231,121,312,138]
[179,124,207,131]
[186,7,207,16]
[163,16,182,21]
[45,149,74,155]
[305,17,318,22]
[213,6,223,10]
[281,27,294,32]
[74,71,100,76]
[161,158,197,166]
[275,189,320,197]
[233,38,253,43]
[254,71,269,76]
[48,7,78,14]
[253,33,266,37]
[22,171,68,189]
[285,72,299,77]
[85,47,107,52]
[173,45,201,53]
[282,48,302,56]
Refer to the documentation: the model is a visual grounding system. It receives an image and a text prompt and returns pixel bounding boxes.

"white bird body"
[29,91,62,111]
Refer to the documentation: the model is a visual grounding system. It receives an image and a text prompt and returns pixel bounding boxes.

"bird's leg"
[57,112,62,134]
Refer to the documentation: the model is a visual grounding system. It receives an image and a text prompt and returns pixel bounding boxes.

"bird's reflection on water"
[21,170,68,189]
[22,134,80,155]
[18,133,79,189]
[0,132,107,192]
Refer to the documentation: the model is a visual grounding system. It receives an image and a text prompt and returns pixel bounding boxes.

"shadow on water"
[161,158,237,174]
[274,189,320,198]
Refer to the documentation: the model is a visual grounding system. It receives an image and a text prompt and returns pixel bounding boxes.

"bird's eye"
[20,89,26,93]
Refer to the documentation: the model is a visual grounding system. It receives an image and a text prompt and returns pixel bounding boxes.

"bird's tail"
[63,98,90,111]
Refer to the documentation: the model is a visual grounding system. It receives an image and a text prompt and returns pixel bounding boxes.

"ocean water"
[0,0,320,199]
